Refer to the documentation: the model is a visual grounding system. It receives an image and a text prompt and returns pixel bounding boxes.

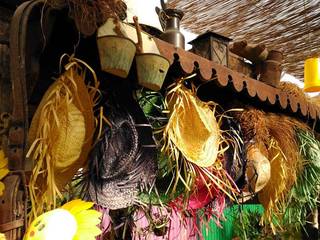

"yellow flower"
[0,233,6,240]
[0,150,9,196]
[24,199,102,240]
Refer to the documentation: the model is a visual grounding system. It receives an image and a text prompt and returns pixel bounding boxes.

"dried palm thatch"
[234,108,269,145]
[309,94,320,107]
[46,0,127,36]
[235,108,310,231]
[169,0,319,80]
[279,82,310,104]
[27,56,98,220]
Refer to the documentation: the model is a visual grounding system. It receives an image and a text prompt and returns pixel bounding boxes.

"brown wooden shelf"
[155,38,320,129]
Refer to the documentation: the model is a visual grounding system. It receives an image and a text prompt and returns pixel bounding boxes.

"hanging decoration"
[27,55,99,220]
[24,199,102,240]
[83,83,157,210]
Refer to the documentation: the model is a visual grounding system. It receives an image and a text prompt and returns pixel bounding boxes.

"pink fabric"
[132,206,197,240]
[95,205,112,240]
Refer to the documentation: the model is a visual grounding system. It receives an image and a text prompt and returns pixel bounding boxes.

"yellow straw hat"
[163,83,221,168]
[27,56,97,218]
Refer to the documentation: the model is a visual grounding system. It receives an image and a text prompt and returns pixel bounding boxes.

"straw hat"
[27,57,96,217]
[86,86,157,209]
[164,84,220,168]
[245,143,271,193]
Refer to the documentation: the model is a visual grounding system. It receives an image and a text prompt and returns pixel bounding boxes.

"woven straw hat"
[86,86,157,209]
[27,57,96,217]
[164,84,220,168]
[245,143,271,193]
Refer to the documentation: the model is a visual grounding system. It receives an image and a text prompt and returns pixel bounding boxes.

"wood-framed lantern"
[189,31,232,67]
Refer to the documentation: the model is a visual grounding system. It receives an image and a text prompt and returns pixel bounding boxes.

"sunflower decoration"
[24,199,102,240]
[27,55,99,220]
[0,233,6,240]
[0,149,9,196]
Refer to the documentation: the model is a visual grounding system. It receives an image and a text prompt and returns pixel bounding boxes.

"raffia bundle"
[258,138,288,232]
[236,108,310,232]
[27,56,98,219]
[235,109,271,197]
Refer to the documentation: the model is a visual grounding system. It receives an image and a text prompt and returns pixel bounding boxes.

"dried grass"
[278,82,310,104]
[234,108,269,145]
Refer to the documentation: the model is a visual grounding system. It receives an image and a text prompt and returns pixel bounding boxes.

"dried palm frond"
[258,138,288,233]
[27,56,98,220]
[234,108,269,144]
[309,94,320,107]
[265,113,309,193]
[283,130,320,233]
[278,82,310,104]
[46,0,127,36]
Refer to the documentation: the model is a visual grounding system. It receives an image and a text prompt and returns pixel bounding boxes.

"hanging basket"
[97,35,136,78]
[136,53,170,91]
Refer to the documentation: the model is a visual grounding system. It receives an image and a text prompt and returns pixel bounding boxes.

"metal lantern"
[189,31,232,67]
[304,57,320,92]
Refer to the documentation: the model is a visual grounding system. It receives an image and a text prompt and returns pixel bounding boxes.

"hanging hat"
[245,143,271,193]
[24,199,102,240]
[163,83,221,168]
[27,57,97,217]
[86,85,157,209]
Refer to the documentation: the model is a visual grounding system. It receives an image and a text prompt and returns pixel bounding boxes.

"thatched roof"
[169,0,320,80]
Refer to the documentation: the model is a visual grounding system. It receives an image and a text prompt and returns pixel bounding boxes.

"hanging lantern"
[304,57,320,92]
